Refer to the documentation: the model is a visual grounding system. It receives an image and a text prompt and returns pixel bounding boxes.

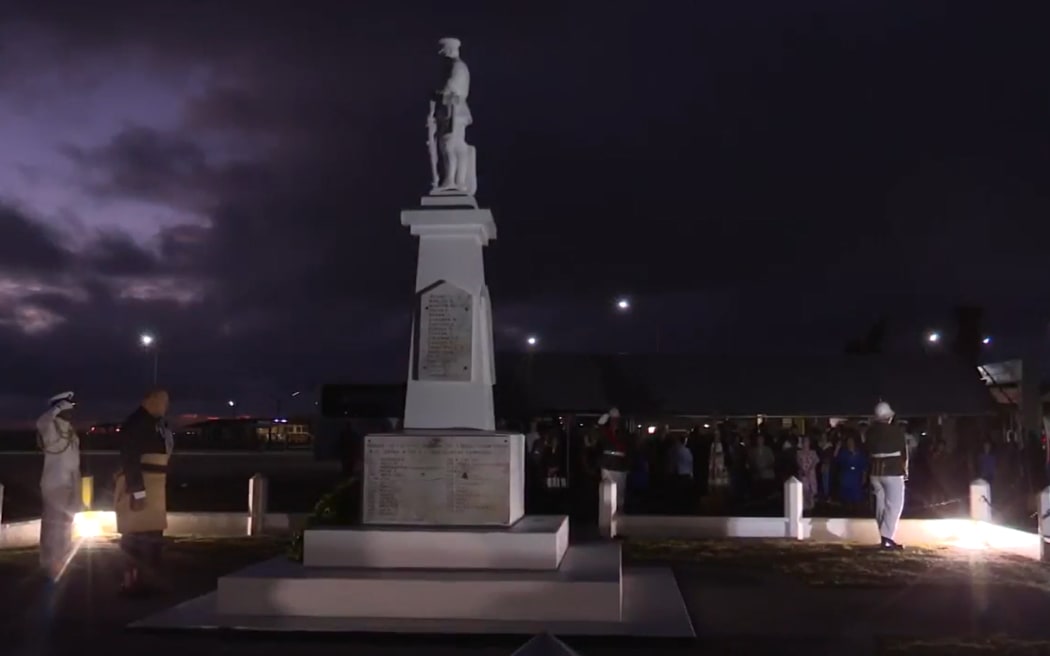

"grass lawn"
[0,535,287,593]
[884,637,1050,655]
[3,536,1050,654]
[624,538,1050,589]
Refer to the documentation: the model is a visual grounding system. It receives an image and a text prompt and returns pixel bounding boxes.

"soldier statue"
[427,37,477,195]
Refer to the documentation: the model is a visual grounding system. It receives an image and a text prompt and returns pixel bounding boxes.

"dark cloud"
[62,126,212,210]
[79,231,160,277]
[0,204,72,272]
[1,1,1049,421]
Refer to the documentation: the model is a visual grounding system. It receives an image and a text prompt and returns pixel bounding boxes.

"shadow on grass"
[625,539,1050,589]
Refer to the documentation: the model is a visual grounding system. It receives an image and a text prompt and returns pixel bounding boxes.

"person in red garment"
[598,408,629,512]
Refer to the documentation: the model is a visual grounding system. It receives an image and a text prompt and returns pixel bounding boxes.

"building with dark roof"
[321,353,995,420]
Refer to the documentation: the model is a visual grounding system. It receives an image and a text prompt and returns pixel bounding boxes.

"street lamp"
[982,336,992,345]
[926,331,941,344]
[275,391,303,418]
[526,335,538,347]
[227,400,235,407]
[612,295,662,352]
[140,333,158,384]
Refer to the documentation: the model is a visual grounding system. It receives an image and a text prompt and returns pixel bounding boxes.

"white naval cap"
[597,407,620,426]
[48,391,75,412]
[874,401,894,421]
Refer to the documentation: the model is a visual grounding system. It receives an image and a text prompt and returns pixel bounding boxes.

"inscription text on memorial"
[362,434,516,525]
[415,280,473,382]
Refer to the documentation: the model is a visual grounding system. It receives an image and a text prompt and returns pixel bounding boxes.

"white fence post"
[1040,486,1050,563]
[784,477,803,540]
[248,473,269,536]
[0,482,4,524]
[598,479,617,539]
[970,479,992,523]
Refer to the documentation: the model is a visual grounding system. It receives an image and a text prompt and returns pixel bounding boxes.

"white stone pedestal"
[361,431,525,527]
[215,543,623,623]
[401,193,497,431]
[304,515,569,570]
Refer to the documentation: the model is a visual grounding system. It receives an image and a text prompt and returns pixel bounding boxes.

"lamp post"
[613,296,661,353]
[140,333,158,384]
[275,391,302,418]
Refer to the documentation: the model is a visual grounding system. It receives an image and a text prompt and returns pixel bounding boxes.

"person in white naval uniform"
[37,391,82,579]
[866,401,909,550]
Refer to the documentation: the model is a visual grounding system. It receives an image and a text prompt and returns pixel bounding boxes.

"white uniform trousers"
[600,468,628,512]
[39,484,78,573]
[870,475,905,541]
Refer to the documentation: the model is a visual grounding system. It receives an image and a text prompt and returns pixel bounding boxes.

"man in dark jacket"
[867,401,909,550]
[115,389,171,595]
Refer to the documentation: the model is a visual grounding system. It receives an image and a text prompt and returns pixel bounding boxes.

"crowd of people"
[524,411,1038,523]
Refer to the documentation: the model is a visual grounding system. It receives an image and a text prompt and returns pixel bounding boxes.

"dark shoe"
[880,538,904,550]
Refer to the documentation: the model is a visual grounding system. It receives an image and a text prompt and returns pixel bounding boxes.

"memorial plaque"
[415,280,473,382]
[362,432,525,526]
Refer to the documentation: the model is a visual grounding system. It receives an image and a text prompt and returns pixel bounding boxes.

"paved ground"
[3,537,1050,655]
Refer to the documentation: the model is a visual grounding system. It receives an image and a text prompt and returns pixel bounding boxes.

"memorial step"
[304,515,569,570]
[216,543,622,623]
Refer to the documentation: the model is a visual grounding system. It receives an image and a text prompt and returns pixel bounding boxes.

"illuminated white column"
[970,479,992,523]
[248,473,269,536]
[784,477,804,540]
[599,479,618,539]
[1040,487,1050,562]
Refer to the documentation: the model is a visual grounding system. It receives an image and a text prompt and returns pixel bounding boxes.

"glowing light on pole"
[526,335,538,347]
[982,336,992,345]
[140,333,158,384]
[926,331,941,344]
[616,298,630,311]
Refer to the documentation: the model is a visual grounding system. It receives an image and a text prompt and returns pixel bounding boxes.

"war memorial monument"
[136,38,693,639]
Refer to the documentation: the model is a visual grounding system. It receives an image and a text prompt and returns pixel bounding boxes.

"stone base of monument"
[130,550,693,637]
[217,541,620,622]
[304,515,569,570]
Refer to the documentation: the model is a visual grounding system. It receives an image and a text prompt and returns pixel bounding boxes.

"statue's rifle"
[426,100,439,189]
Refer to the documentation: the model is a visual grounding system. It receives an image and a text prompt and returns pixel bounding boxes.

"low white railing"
[4,474,1046,561]
[0,472,305,549]
[601,477,1044,560]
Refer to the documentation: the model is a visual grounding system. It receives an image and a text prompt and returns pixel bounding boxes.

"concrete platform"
[304,515,569,570]
[217,542,620,622]
[132,566,694,637]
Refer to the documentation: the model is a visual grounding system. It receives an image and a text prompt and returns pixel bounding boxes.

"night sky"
[0,2,1048,422]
